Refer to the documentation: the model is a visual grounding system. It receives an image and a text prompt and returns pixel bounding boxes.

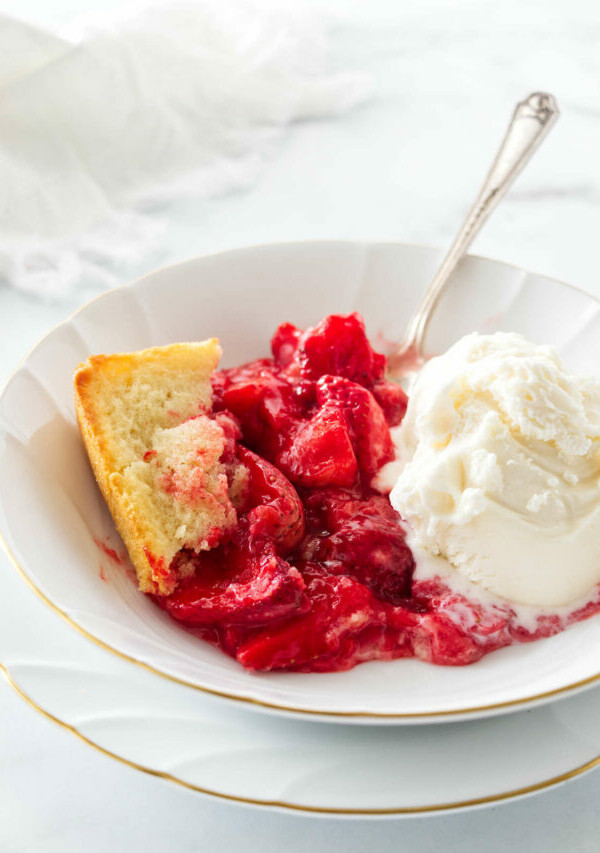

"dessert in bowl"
[2,241,600,720]
[74,313,600,674]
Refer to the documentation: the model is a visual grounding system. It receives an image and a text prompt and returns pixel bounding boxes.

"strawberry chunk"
[303,487,398,530]
[277,405,358,488]
[164,544,306,628]
[271,322,301,367]
[316,375,394,477]
[236,446,305,554]
[290,313,386,386]
[235,564,418,672]
[372,380,408,426]
[301,489,414,603]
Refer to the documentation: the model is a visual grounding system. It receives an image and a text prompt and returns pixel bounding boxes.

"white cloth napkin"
[0,3,371,296]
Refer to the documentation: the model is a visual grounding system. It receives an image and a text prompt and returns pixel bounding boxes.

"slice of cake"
[74,340,245,595]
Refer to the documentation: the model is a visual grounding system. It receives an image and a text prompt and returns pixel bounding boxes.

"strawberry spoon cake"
[145,314,600,672]
[75,312,600,672]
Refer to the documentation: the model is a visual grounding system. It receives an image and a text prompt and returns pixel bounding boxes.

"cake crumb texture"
[74,340,239,595]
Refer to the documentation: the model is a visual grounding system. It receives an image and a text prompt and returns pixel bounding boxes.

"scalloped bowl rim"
[2,240,600,723]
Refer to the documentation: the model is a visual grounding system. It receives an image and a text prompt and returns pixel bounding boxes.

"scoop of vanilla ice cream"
[389,332,600,607]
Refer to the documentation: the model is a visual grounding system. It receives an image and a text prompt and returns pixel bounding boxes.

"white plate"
[3,548,600,818]
[2,241,600,723]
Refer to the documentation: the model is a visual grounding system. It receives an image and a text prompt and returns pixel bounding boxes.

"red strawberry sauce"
[155,313,600,671]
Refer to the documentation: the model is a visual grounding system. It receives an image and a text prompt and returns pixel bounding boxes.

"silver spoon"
[387,92,559,384]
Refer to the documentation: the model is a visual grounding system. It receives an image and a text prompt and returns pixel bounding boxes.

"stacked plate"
[2,242,600,817]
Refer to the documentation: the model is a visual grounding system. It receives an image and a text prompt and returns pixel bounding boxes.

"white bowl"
[2,241,600,724]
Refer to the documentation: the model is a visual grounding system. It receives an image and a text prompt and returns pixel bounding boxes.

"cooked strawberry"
[300,489,414,603]
[290,313,386,386]
[316,375,394,477]
[303,487,399,530]
[271,321,301,367]
[277,405,358,488]
[164,544,306,628]
[236,446,305,554]
[371,380,408,426]
[235,565,397,671]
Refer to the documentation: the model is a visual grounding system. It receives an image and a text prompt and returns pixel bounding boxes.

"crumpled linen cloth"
[0,3,371,296]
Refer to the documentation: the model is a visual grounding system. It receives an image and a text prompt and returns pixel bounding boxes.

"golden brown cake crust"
[74,340,227,595]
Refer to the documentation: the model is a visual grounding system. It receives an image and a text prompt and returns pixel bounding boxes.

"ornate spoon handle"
[389,92,559,377]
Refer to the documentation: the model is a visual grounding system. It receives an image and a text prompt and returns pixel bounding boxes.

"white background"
[2,0,600,849]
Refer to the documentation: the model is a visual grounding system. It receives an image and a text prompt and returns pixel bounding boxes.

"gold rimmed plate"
[3,547,600,817]
[2,241,600,723]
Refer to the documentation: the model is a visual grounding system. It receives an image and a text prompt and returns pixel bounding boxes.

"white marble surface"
[2,0,600,849]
